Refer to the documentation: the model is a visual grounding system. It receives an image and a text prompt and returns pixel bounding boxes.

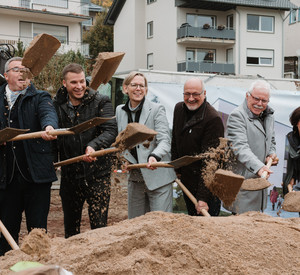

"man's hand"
[195,200,209,215]
[267,154,278,166]
[41,125,57,141]
[82,146,97,163]
[257,166,273,179]
[147,156,157,170]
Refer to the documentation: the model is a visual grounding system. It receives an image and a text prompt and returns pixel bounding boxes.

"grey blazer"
[225,99,276,213]
[116,98,176,191]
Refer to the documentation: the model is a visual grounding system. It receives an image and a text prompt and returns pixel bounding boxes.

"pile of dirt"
[1,211,299,274]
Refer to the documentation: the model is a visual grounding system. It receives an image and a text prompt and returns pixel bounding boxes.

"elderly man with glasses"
[0,57,58,255]
[171,77,224,216]
[225,79,278,214]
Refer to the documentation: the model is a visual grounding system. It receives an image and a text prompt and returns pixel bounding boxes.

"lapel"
[252,119,266,136]
[139,98,151,125]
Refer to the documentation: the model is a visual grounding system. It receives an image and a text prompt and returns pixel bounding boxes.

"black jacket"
[0,83,58,189]
[53,86,117,180]
[171,100,224,202]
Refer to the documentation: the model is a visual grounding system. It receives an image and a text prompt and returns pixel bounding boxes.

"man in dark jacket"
[0,57,58,255]
[53,63,117,238]
[171,78,224,216]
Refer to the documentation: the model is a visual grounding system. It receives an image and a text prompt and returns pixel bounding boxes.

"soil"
[1,170,300,274]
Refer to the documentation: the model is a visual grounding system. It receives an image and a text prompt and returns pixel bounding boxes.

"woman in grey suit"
[116,71,175,219]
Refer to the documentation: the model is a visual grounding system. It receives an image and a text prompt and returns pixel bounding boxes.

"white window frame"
[147,21,153,38]
[247,49,274,66]
[227,14,233,30]
[247,15,274,33]
[147,53,153,70]
[186,48,216,63]
[290,9,297,24]
[187,14,216,28]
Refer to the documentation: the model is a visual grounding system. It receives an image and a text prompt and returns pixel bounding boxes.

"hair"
[248,80,271,96]
[184,77,205,91]
[122,71,148,94]
[62,63,84,79]
[4,57,23,73]
[273,186,277,191]
[289,106,300,133]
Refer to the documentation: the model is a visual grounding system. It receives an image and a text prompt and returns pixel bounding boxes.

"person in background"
[53,63,117,238]
[116,71,175,219]
[0,57,58,255]
[277,194,282,209]
[282,106,300,216]
[226,80,278,214]
[270,186,279,211]
[171,78,224,216]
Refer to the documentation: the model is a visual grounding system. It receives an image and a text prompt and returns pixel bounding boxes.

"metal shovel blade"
[282,192,300,212]
[208,169,244,206]
[0,128,29,144]
[67,116,115,134]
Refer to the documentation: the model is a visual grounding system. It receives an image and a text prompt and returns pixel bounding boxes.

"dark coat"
[53,86,117,180]
[171,99,224,202]
[0,83,58,188]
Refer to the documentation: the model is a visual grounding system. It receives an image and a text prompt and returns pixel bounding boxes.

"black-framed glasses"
[248,92,269,104]
[129,83,145,89]
[6,67,29,73]
[183,90,204,99]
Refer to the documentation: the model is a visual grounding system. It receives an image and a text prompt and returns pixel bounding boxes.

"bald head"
[183,78,206,110]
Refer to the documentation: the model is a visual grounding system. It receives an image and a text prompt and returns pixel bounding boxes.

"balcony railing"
[177,25,235,40]
[177,61,235,74]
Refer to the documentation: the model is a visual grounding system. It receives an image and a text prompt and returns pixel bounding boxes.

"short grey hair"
[4,57,23,73]
[248,80,271,96]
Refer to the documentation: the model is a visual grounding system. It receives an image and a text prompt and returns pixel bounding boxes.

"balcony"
[177,25,235,45]
[177,61,235,74]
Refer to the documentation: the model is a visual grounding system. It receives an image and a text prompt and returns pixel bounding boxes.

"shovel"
[126,155,203,170]
[0,117,114,144]
[54,123,157,168]
[0,220,19,250]
[282,183,300,212]
[241,158,273,191]
[175,178,210,217]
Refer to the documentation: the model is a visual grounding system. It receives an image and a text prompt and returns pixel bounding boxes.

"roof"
[104,0,126,25]
[105,0,298,25]
[175,0,298,11]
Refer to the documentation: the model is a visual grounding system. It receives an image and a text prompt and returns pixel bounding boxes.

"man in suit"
[171,78,224,216]
[226,79,278,214]
[116,71,175,219]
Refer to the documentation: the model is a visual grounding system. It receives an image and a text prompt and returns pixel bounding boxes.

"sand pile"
[1,211,299,274]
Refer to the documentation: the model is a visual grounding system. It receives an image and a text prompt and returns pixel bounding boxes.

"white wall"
[237,7,284,78]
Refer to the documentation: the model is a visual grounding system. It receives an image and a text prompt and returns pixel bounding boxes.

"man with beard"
[226,80,278,214]
[171,78,224,216]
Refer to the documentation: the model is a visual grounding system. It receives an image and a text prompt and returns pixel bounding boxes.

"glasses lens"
[130,83,145,89]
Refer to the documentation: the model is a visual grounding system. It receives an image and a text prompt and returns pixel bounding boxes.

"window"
[20,0,68,8]
[20,22,68,44]
[247,49,274,66]
[247,15,273,32]
[147,21,153,38]
[187,14,216,28]
[186,48,215,63]
[147,0,156,4]
[290,9,297,24]
[147,53,153,70]
[227,15,233,30]
[226,48,233,64]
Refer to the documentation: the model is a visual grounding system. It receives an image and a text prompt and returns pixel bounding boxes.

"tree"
[83,11,113,60]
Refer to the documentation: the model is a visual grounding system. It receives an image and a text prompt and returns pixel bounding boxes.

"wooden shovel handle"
[175,178,210,217]
[0,220,19,250]
[127,162,174,170]
[54,147,119,168]
[261,158,273,179]
[9,129,74,142]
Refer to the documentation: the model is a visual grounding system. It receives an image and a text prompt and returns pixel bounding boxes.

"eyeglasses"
[183,90,204,98]
[129,83,145,89]
[6,67,29,73]
[248,92,269,104]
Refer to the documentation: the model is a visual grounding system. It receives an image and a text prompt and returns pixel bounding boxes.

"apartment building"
[105,0,297,78]
[0,0,91,56]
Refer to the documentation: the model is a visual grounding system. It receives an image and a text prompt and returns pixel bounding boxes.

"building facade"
[0,0,91,56]
[105,0,297,78]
